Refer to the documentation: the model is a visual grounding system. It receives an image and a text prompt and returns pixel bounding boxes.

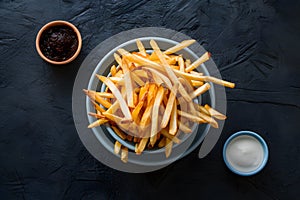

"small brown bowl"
[36,20,82,65]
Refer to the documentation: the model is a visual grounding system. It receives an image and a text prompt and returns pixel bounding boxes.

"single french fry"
[123,71,135,108]
[136,39,146,56]
[96,92,115,99]
[178,56,185,72]
[190,83,211,99]
[146,83,158,106]
[87,118,108,128]
[114,141,122,154]
[185,52,211,72]
[158,137,166,148]
[111,125,127,140]
[165,138,173,158]
[204,104,227,120]
[150,86,165,146]
[114,53,122,67]
[191,80,204,87]
[109,76,123,84]
[177,110,205,123]
[140,85,157,128]
[110,65,117,76]
[121,147,128,163]
[161,83,178,128]
[136,137,148,154]
[205,76,235,88]
[96,74,132,120]
[164,39,196,55]
[169,101,178,135]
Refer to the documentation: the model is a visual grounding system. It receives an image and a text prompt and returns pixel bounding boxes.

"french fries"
[84,39,235,162]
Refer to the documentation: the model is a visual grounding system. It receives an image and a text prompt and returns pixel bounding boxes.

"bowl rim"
[35,20,82,65]
[223,130,269,176]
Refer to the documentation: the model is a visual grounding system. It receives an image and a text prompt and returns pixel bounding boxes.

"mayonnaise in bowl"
[223,131,269,176]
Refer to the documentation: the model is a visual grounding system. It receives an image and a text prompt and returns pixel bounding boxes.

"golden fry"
[136,39,146,56]
[136,137,148,154]
[158,137,166,148]
[204,104,227,120]
[150,86,165,146]
[190,83,211,99]
[178,56,185,72]
[161,83,178,128]
[163,39,196,55]
[124,71,135,108]
[169,101,178,135]
[96,92,115,99]
[111,125,127,140]
[185,52,211,72]
[114,141,122,154]
[121,147,128,163]
[165,138,173,158]
[87,119,108,128]
[110,65,117,76]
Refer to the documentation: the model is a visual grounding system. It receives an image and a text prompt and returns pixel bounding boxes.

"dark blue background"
[1,0,300,199]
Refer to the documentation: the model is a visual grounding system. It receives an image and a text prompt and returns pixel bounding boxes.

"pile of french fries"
[84,39,235,163]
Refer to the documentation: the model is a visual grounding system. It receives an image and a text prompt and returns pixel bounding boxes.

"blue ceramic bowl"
[223,131,269,176]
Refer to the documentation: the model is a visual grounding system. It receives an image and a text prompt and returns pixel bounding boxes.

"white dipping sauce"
[225,135,264,172]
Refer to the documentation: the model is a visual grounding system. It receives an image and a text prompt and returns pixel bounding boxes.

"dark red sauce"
[39,25,78,62]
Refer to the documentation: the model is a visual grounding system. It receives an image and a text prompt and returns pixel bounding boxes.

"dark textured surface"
[1,0,300,199]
